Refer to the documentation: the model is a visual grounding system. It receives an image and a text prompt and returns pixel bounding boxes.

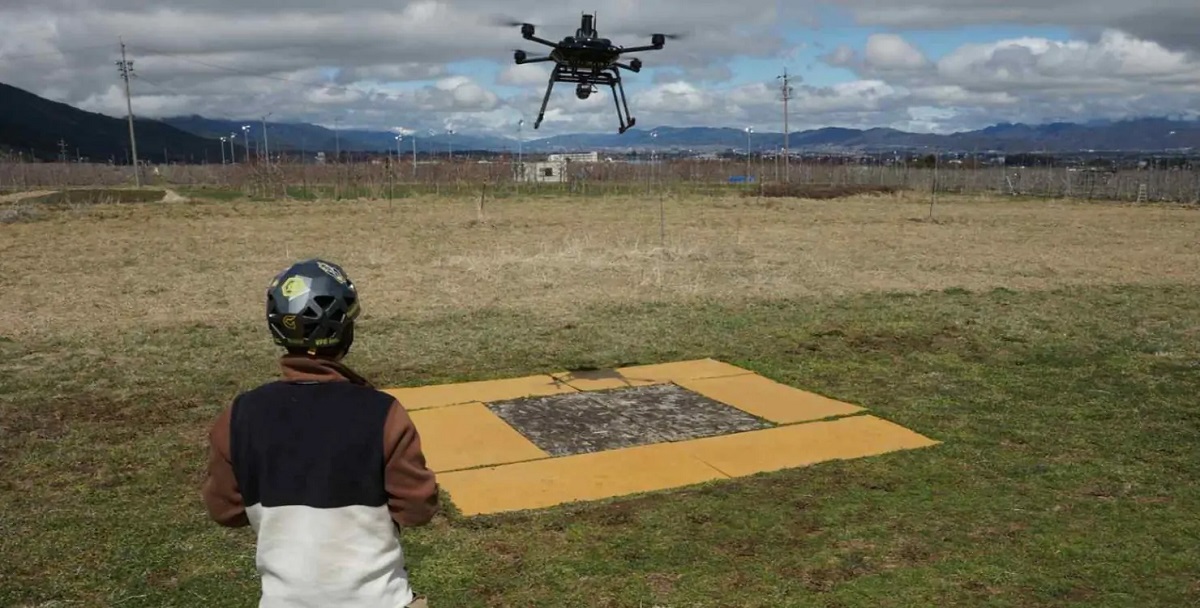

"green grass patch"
[2,283,1199,606]
[173,186,245,202]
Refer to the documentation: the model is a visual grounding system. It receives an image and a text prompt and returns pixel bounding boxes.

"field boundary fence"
[2,157,1198,204]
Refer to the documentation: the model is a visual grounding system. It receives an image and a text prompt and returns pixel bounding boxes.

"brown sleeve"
[201,404,250,528]
[383,399,440,527]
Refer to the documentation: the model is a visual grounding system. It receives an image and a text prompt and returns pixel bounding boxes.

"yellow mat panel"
[381,374,577,410]
[679,415,940,478]
[677,374,866,424]
[611,358,754,385]
[436,442,728,516]
[408,402,550,473]
[438,415,938,515]
[382,359,941,516]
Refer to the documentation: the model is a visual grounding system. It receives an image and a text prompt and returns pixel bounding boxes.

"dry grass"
[2,191,1198,342]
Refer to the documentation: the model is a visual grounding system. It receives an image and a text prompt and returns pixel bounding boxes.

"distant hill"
[522,120,1199,153]
[0,82,235,163]
[166,117,1199,155]
[4,79,1199,161]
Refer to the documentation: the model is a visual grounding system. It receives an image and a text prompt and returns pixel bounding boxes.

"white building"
[522,151,600,183]
[523,160,566,182]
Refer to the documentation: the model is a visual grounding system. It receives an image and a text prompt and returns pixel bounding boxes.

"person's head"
[265,258,360,360]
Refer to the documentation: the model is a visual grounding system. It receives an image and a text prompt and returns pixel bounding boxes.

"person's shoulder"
[231,379,290,401]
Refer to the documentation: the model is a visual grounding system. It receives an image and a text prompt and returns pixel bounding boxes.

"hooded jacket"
[202,355,439,608]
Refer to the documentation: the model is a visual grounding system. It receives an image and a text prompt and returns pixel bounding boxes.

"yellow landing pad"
[385,359,940,516]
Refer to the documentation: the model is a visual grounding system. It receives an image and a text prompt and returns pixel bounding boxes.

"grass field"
[2,190,1199,607]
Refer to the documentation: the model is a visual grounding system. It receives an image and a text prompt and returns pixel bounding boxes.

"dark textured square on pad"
[486,383,774,456]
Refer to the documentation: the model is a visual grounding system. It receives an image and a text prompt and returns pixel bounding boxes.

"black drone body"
[508,13,673,134]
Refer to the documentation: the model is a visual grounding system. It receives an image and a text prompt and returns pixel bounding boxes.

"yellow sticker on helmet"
[280,276,309,300]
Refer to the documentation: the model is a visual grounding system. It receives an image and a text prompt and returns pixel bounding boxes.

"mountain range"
[2,80,1198,163]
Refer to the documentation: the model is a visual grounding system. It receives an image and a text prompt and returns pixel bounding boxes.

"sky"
[1,1,1198,138]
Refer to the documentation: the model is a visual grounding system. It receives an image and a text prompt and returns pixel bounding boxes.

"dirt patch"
[0,190,58,204]
[745,183,904,199]
[22,188,168,205]
[792,324,977,357]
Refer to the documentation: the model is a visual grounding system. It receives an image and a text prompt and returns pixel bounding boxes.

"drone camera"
[575,84,592,100]
[652,34,665,47]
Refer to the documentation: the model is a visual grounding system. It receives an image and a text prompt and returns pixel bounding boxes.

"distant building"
[524,160,566,182]
[522,151,599,182]
[548,151,599,163]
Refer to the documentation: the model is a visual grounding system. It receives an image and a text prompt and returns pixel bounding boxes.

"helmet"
[265,258,360,353]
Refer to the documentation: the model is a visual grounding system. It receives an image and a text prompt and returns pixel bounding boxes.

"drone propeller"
[637,31,689,41]
[488,14,540,28]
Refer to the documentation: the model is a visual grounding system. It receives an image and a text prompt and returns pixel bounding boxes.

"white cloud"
[0,2,1198,136]
[864,34,929,71]
[497,63,552,87]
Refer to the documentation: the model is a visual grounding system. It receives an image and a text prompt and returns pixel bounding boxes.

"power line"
[127,44,354,93]
[133,73,194,100]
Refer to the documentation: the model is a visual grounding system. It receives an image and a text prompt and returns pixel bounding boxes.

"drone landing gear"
[534,65,637,134]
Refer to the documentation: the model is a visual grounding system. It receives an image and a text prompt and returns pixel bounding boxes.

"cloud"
[0,2,1198,136]
[834,0,1200,53]
[864,34,930,71]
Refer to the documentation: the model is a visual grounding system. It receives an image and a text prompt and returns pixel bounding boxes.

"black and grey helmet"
[265,258,360,352]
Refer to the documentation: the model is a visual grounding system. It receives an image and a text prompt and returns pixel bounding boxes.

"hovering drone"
[502,13,681,134]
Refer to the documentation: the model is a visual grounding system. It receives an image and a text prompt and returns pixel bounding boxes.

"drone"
[501,13,681,134]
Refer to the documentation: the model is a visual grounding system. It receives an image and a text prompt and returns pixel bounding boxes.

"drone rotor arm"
[616,43,664,54]
[516,55,555,64]
[523,33,561,48]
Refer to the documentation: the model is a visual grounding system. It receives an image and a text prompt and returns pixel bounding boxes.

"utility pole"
[777,68,793,182]
[58,139,68,163]
[117,38,141,186]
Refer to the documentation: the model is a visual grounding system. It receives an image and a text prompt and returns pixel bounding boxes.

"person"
[201,258,439,608]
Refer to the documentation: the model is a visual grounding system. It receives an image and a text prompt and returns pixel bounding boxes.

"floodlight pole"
[261,113,272,166]
[650,130,658,191]
[334,118,341,163]
[517,119,524,182]
[229,132,238,163]
[220,137,227,164]
[745,126,753,183]
[241,125,251,163]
